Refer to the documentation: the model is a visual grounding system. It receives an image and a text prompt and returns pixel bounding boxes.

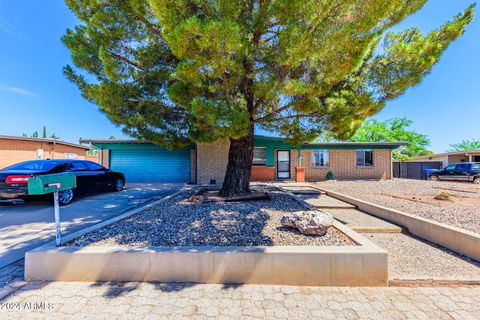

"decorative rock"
[280,213,300,228]
[280,211,334,236]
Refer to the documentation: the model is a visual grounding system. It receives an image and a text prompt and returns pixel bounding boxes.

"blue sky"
[0,1,478,153]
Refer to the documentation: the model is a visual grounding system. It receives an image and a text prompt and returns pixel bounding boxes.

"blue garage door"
[110,148,190,182]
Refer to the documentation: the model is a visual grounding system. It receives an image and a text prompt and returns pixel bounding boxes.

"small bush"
[434,192,450,201]
[326,171,335,180]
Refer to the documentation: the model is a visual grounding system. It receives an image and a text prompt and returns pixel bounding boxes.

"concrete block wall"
[448,154,468,165]
[196,139,230,184]
[190,148,197,184]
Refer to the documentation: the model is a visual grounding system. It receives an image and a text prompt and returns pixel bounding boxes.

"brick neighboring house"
[413,150,480,168]
[82,136,405,184]
[0,135,90,169]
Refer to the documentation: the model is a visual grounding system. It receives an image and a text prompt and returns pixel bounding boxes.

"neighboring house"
[413,150,480,168]
[81,135,405,184]
[0,135,90,169]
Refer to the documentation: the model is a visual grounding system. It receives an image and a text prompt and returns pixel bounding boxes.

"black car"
[428,162,480,184]
[0,160,125,205]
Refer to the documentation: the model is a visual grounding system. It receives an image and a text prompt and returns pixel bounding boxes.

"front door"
[277,150,291,179]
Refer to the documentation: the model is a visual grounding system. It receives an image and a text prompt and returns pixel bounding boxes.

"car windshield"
[3,160,64,171]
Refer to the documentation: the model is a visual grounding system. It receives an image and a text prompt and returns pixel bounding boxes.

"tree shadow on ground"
[70,188,306,247]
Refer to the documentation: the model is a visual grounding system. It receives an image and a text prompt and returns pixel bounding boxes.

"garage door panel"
[110,148,190,182]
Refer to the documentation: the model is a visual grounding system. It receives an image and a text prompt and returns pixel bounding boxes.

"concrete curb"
[311,186,480,262]
[25,186,388,286]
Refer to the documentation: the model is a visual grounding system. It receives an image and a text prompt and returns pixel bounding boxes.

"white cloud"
[0,86,38,96]
[0,16,16,36]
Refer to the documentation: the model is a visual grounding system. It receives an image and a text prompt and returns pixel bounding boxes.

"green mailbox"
[27,173,77,247]
[27,173,76,195]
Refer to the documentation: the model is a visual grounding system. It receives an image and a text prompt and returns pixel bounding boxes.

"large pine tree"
[63,0,474,196]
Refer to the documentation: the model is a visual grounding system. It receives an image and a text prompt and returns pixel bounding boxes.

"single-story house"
[0,135,91,169]
[413,150,480,168]
[81,136,405,184]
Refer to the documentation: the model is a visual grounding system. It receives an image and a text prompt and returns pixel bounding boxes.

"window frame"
[356,149,374,168]
[252,147,267,166]
[311,149,330,168]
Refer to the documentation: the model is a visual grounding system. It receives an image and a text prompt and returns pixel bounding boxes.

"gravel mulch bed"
[364,232,480,281]
[67,189,355,247]
[315,179,480,234]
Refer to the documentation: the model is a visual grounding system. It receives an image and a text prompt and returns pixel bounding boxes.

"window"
[472,163,480,170]
[445,164,456,171]
[67,162,87,172]
[311,150,329,167]
[84,161,105,171]
[456,163,469,172]
[5,160,64,171]
[86,149,99,156]
[356,150,374,167]
[252,147,267,166]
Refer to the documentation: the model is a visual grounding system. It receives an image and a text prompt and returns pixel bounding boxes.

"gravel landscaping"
[315,179,480,234]
[364,232,480,281]
[67,188,355,247]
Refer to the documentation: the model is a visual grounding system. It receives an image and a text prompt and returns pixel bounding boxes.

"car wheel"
[429,175,439,181]
[58,189,75,206]
[474,178,480,185]
[113,178,124,192]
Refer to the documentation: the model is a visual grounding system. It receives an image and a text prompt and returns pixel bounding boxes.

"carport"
[413,150,480,167]
[80,139,193,183]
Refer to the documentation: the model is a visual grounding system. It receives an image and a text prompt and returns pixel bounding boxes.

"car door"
[83,161,110,189]
[455,163,471,182]
[66,161,94,192]
[440,164,457,181]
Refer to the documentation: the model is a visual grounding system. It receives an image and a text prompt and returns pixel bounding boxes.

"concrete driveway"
[0,183,182,268]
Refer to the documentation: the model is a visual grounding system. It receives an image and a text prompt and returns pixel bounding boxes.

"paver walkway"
[326,208,402,233]
[300,194,357,209]
[1,279,480,319]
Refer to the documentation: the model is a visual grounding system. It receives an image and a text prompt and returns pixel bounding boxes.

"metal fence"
[393,161,443,180]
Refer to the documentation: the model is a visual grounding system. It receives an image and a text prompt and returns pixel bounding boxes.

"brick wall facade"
[0,138,87,169]
[196,140,393,183]
[297,149,392,181]
[85,155,100,163]
[251,166,275,181]
[99,149,110,168]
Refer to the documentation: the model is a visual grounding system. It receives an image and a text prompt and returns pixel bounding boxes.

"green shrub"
[326,171,335,180]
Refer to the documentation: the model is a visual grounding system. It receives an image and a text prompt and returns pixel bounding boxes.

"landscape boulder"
[280,211,334,236]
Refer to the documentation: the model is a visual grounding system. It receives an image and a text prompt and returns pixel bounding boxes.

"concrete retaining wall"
[316,187,480,262]
[25,222,388,286]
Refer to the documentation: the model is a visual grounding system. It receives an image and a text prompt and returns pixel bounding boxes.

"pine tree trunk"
[219,124,254,197]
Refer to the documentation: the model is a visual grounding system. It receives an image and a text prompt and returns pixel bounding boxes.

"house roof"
[81,136,407,150]
[0,135,89,149]
[414,150,480,160]
[79,138,140,145]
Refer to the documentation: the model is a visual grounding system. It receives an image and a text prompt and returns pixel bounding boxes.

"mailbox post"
[27,173,77,246]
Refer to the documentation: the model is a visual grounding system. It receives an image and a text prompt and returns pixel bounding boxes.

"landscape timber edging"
[24,187,388,286]
[312,186,480,262]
